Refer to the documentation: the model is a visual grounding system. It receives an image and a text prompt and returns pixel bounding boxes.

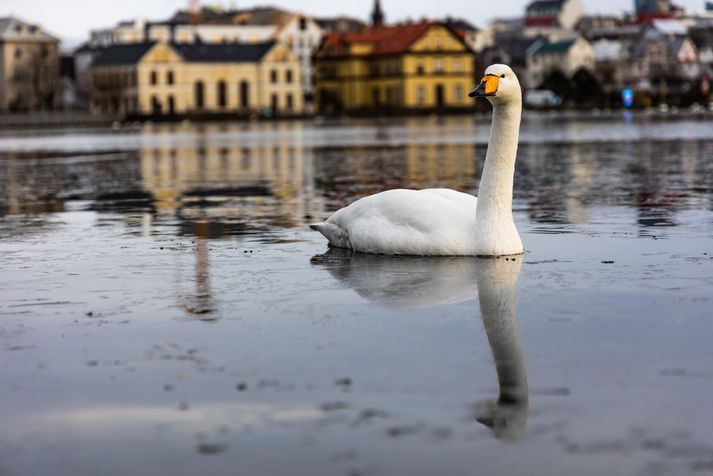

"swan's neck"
[473,100,522,255]
[477,101,520,220]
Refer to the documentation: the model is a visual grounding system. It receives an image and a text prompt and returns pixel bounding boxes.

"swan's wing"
[324,189,477,255]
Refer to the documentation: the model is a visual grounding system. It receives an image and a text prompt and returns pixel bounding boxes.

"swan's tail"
[309,222,350,248]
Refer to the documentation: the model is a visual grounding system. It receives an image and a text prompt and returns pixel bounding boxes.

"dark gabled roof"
[531,39,577,55]
[443,17,479,33]
[482,35,543,65]
[92,42,155,66]
[171,41,276,62]
[91,41,277,67]
[526,0,566,13]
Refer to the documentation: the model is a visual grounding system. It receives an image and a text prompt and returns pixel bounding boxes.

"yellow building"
[0,17,60,112]
[314,21,475,114]
[90,40,303,117]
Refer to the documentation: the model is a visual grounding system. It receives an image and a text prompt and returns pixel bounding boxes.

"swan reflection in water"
[310,248,528,440]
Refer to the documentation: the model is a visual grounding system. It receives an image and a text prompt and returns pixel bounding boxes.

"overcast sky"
[1,0,708,47]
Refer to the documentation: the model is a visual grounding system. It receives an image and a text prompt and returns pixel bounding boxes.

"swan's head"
[469,64,521,105]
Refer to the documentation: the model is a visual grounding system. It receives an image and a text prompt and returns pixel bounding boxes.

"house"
[444,17,485,52]
[526,36,595,88]
[575,15,623,38]
[630,34,700,85]
[0,17,60,112]
[524,0,584,30]
[478,35,544,81]
[315,16,366,34]
[89,41,303,117]
[313,20,475,114]
[635,0,683,22]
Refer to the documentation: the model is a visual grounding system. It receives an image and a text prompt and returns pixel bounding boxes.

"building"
[444,17,487,52]
[315,16,366,34]
[90,41,303,117]
[0,17,60,112]
[314,20,475,114]
[526,36,595,87]
[478,35,544,80]
[87,6,324,103]
[634,0,684,21]
[630,31,700,87]
[524,0,585,30]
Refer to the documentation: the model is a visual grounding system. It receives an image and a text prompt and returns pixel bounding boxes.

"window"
[286,70,293,83]
[239,81,249,108]
[417,85,425,104]
[217,80,227,107]
[150,71,158,85]
[271,94,278,112]
[454,84,463,101]
[299,17,307,31]
[15,48,22,59]
[452,59,463,72]
[270,70,278,83]
[167,71,174,85]
[194,81,205,109]
[416,62,424,75]
[286,93,293,110]
[434,59,444,73]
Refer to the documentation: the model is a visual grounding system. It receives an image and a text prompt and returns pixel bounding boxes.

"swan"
[310,64,524,257]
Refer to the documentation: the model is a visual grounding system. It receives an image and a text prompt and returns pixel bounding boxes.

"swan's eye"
[500,74,506,78]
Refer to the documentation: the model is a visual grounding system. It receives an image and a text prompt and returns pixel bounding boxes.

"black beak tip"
[469,84,486,98]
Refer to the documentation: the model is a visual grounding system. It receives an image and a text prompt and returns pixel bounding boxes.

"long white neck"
[473,99,523,256]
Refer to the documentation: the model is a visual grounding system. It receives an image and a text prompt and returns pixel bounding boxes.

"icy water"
[1,115,712,476]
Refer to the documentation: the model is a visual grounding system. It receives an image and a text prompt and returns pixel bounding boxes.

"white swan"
[310,64,523,257]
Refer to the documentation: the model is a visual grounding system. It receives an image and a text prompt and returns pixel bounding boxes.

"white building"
[524,0,585,31]
[526,36,595,88]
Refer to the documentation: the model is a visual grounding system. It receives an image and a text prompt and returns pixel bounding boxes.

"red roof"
[524,16,558,26]
[322,21,451,56]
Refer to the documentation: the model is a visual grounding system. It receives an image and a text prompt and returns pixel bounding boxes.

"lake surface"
[1,114,712,476]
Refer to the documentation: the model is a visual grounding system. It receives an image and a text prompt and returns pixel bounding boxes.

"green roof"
[531,39,576,56]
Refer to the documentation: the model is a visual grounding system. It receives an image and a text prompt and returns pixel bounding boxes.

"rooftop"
[0,16,58,42]
[323,21,468,57]
[92,41,277,67]
[526,0,567,14]
[530,38,577,55]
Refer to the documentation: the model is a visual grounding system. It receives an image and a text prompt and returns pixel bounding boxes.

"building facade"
[526,36,595,87]
[90,41,303,117]
[314,21,475,114]
[0,17,60,112]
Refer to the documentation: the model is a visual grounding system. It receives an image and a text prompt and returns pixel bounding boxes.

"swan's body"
[311,64,524,257]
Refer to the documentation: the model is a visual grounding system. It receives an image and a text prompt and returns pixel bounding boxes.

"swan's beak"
[469,75,499,98]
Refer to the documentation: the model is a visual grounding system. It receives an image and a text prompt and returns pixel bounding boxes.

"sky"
[1,0,709,48]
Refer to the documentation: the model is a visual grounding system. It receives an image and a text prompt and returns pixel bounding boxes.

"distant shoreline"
[1,107,712,129]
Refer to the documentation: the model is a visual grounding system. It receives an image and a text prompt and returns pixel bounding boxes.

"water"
[1,115,712,476]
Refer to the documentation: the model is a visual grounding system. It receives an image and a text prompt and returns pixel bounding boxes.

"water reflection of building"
[0,151,141,217]
[314,141,477,209]
[139,122,323,228]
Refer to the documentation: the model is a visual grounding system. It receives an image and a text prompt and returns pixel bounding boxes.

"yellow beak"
[468,75,500,98]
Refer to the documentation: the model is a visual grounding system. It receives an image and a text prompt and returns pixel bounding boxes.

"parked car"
[524,89,562,108]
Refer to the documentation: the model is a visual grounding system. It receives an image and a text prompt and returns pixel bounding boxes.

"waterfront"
[1,115,712,475]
